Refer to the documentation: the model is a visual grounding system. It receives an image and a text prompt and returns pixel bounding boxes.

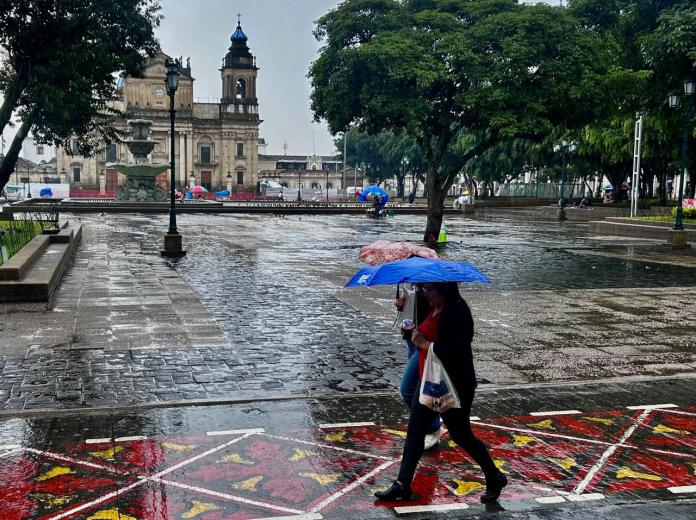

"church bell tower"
[221,17,259,118]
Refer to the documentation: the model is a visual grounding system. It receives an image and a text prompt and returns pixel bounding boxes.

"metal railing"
[0,207,59,267]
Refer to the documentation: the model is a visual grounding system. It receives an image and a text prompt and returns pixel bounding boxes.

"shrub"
[671,199,696,219]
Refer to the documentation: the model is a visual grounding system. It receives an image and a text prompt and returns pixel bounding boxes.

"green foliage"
[310,0,610,239]
[0,0,161,191]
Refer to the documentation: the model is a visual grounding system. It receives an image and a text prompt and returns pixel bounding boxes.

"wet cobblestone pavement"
[0,379,694,519]
[0,213,694,410]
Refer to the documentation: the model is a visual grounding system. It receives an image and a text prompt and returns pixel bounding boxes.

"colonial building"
[258,154,364,191]
[56,20,261,193]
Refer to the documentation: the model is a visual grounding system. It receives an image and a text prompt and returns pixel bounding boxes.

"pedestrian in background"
[395,284,442,449]
[377,282,507,503]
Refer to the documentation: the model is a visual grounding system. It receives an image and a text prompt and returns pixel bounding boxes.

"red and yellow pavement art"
[1,405,695,519]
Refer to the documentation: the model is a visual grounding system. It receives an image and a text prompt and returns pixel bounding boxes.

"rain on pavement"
[0,212,695,518]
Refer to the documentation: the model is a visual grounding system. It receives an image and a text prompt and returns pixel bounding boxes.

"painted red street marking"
[658,408,696,418]
[266,433,396,461]
[46,478,148,520]
[572,409,652,495]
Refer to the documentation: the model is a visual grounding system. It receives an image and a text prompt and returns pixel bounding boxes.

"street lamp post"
[553,141,577,220]
[401,157,409,199]
[162,58,185,257]
[326,169,329,202]
[668,79,695,234]
[296,169,302,201]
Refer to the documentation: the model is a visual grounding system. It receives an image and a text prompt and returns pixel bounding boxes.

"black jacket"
[432,299,477,393]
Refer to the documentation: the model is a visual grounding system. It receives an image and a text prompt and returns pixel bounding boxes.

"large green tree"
[310,0,611,240]
[0,0,160,192]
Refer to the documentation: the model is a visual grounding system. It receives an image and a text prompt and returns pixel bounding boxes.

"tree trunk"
[0,116,34,193]
[396,172,405,199]
[423,164,445,242]
[0,74,27,137]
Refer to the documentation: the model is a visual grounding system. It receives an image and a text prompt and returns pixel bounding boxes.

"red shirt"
[417,311,440,377]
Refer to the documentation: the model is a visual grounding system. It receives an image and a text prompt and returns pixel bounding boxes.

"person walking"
[376,282,507,503]
[394,285,442,449]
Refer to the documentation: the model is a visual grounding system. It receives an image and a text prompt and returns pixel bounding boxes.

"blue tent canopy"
[358,185,389,205]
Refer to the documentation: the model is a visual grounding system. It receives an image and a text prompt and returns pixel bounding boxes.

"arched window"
[236,78,246,99]
[311,183,319,189]
[281,183,288,188]
[328,183,334,189]
[226,77,233,98]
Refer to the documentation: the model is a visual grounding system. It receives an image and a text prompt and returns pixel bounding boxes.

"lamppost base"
[667,229,691,249]
[557,208,567,221]
[161,232,187,257]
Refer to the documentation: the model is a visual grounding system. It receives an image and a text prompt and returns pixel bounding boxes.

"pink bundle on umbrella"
[359,240,440,266]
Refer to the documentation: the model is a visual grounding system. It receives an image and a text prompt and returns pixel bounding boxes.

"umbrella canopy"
[359,240,440,266]
[345,256,491,287]
[358,185,389,205]
[192,186,209,193]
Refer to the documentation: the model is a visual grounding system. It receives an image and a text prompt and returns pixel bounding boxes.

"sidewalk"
[1,378,694,519]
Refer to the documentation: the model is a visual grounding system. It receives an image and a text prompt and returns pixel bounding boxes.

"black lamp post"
[401,157,409,198]
[668,79,696,231]
[162,58,185,257]
[326,169,330,202]
[553,140,577,220]
[296,168,302,201]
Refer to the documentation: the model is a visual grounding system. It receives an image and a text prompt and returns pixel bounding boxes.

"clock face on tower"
[154,87,165,98]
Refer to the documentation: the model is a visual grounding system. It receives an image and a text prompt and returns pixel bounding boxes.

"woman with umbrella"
[373,281,507,503]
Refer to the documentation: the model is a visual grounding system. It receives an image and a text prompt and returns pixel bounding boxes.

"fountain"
[108,119,169,202]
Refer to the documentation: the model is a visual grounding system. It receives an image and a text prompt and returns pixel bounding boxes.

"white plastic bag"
[419,344,461,413]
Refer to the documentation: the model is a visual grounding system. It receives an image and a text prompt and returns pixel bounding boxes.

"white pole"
[631,113,643,217]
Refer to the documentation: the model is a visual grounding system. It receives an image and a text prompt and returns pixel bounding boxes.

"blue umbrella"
[358,185,389,205]
[345,256,491,287]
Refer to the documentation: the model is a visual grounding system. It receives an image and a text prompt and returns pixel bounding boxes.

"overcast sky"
[158,0,340,157]
[2,0,559,158]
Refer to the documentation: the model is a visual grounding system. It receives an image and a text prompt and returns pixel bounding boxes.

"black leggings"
[396,389,498,486]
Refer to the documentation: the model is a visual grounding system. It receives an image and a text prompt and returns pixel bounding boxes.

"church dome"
[231,22,248,43]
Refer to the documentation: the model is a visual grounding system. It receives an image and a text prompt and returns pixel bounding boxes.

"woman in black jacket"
[375,282,507,503]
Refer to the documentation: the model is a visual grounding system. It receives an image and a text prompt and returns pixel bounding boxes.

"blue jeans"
[400,340,440,434]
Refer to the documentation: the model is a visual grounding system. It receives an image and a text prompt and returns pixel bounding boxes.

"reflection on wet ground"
[0,379,695,519]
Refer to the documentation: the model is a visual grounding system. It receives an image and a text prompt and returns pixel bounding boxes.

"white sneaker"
[424,427,444,450]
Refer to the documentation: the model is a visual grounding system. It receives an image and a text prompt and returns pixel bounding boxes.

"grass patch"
[0,220,43,266]
[634,216,696,224]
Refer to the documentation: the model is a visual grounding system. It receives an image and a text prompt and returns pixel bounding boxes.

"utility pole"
[631,113,644,218]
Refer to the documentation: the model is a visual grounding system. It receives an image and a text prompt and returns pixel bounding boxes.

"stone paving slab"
[0,214,695,411]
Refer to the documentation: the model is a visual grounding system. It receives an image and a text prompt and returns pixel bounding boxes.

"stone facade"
[258,154,364,191]
[55,22,261,193]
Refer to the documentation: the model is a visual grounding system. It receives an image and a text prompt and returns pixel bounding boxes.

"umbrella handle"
[395,284,400,299]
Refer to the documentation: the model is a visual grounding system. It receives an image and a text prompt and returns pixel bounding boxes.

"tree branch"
[0,110,36,192]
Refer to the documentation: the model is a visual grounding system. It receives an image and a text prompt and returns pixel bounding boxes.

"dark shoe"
[480,472,508,503]
[374,481,415,501]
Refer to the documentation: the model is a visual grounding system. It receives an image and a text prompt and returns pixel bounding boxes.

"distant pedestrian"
[376,282,507,503]
[408,191,416,204]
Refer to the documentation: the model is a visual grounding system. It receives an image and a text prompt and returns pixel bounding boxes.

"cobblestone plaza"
[0,213,694,411]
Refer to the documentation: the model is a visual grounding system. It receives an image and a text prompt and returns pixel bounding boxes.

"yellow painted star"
[37,466,75,481]
[452,480,484,496]
[89,446,124,460]
[528,419,555,430]
[384,429,408,439]
[548,457,577,471]
[162,442,198,452]
[583,416,615,426]
[512,434,535,448]
[31,493,76,509]
[494,459,509,474]
[289,449,317,462]
[182,500,223,519]
[616,467,663,482]
[217,452,255,465]
[299,472,340,486]
[653,424,691,436]
[324,431,346,442]
[231,476,264,492]
[87,510,136,520]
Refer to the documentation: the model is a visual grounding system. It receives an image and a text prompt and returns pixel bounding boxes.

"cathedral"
[56,20,261,193]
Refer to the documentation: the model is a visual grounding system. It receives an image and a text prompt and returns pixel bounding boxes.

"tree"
[310,0,611,240]
[0,0,161,192]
